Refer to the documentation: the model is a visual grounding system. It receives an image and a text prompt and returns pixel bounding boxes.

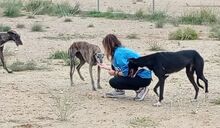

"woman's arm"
[98,63,111,70]
[98,63,123,76]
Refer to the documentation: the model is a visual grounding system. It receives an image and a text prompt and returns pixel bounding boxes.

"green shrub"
[169,27,198,40]
[64,18,72,22]
[16,24,25,29]
[27,15,35,19]
[179,9,217,25]
[49,51,70,65]
[24,0,53,15]
[155,20,165,28]
[31,23,44,32]
[169,17,179,27]
[49,50,80,66]
[146,11,167,21]
[9,60,45,71]
[1,0,23,17]
[24,0,80,16]
[85,11,131,20]
[149,42,164,51]
[49,51,69,60]
[209,25,220,40]
[135,9,145,19]
[0,24,11,32]
[54,2,80,16]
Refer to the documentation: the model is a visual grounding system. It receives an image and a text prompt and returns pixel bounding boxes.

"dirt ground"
[0,0,220,128]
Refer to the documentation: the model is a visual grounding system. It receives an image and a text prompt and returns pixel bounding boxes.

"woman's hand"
[98,63,111,70]
[108,69,116,76]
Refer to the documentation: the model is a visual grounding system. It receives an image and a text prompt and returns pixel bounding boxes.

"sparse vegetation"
[64,18,72,22]
[149,41,164,51]
[169,17,179,27]
[1,0,23,17]
[9,60,46,71]
[210,98,220,105]
[179,9,217,25]
[84,10,167,22]
[209,25,220,40]
[87,23,94,28]
[16,24,25,29]
[130,117,157,128]
[24,0,52,15]
[135,9,145,19]
[169,27,198,40]
[38,87,78,121]
[49,50,79,66]
[27,15,35,19]
[49,50,70,66]
[0,24,11,32]
[126,33,139,39]
[146,11,167,21]
[49,51,69,60]
[85,11,131,20]
[31,23,44,32]
[155,20,165,28]
[43,33,96,40]
[24,0,80,16]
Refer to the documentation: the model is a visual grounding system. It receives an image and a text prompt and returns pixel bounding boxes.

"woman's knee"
[109,77,119,88]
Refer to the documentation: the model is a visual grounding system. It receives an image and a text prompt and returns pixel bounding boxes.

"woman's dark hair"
[102,34,122,60]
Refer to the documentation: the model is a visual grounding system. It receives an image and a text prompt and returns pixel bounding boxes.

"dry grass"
[129,117,157,128]
[9,60,47,71]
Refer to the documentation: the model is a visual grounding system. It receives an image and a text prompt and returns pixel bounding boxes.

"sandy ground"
[1,0,220,128]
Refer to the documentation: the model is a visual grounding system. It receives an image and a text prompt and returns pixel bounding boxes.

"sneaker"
[106,89,125,98]
[135,87,149,101]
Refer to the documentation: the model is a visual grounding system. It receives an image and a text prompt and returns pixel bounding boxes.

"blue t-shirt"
[112,46,152,79]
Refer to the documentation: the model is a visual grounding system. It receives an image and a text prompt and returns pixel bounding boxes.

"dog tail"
[194,51,208,92]
[196,77,204,89]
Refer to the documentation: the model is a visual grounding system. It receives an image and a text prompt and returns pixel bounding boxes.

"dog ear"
[7,30,19,37]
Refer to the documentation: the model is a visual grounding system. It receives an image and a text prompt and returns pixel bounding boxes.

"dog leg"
[70,56,76,86]
[89,64,96,91]
[0,47,12,73]
[197,75,208,93]
[97,66,102,89]
[152,78,165,107]
[186,66,199,99]
[153,83,160,97]
[76,59,85,81]
[158,78,165,103]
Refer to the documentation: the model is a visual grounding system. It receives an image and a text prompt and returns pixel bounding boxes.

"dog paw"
[153,102,162,107]
[92,88,97,91]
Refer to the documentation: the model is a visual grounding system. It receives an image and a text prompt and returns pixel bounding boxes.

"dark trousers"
[109,76,151,91]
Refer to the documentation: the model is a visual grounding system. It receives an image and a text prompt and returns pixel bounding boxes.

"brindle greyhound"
[68,41,104,91]
[128,50,208,106]
[0,30,23,73]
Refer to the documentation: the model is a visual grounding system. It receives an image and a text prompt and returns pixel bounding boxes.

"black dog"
[0,30,23,73]
[128,50,208,106]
